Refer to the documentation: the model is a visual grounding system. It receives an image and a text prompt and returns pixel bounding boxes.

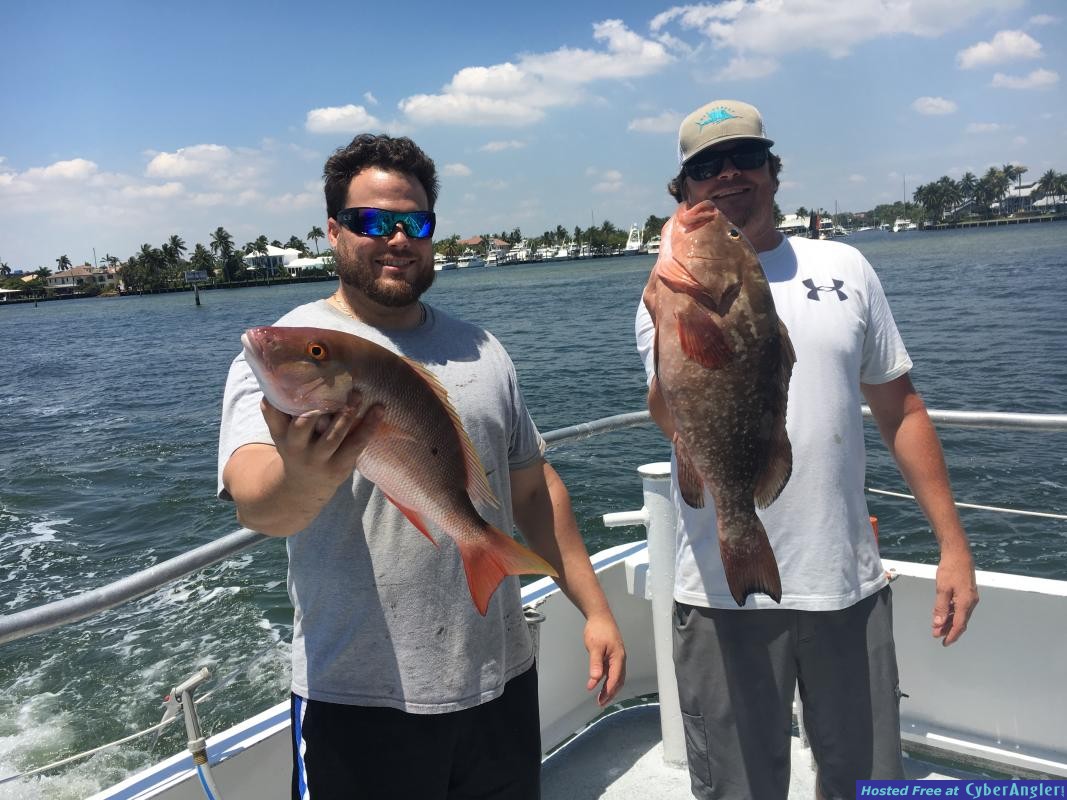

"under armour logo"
[803,278,848,301]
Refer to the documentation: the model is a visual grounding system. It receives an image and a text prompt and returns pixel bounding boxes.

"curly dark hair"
[323,134,440,218]
[667,151,782,203]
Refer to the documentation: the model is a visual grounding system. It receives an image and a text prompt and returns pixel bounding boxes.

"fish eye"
[728,228,741,239]
[306,342,329,361]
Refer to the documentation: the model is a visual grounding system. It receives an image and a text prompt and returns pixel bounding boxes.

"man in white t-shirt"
[634,99,978,800]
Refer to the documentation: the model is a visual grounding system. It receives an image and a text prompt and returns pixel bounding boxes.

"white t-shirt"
[635,232,912,611]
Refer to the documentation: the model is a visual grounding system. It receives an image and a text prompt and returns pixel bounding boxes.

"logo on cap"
[696,107,740,129]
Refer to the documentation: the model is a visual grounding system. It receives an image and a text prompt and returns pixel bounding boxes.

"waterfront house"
[45,265,118,294]
[283,256,333,276]
[242,245,303,276]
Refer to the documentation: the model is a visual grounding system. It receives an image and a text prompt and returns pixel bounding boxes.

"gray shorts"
[673,586,904,800]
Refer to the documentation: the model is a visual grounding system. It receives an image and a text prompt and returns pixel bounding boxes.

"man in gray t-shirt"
[218,133,625,799]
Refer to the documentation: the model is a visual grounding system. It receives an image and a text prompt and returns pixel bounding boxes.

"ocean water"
[1,224,1065,797]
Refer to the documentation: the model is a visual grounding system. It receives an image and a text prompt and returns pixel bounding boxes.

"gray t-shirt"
[217,299,545,712]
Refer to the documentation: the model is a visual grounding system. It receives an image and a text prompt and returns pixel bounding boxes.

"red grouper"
[642,200,796,605]
[240,325,558,615]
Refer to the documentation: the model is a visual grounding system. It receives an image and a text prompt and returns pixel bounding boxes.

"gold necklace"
[329,292,426,325]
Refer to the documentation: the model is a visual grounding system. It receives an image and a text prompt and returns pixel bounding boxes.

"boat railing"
[1,407,1065,788]
[1,407,1064,648]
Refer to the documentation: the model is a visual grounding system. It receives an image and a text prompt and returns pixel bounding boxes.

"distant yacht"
[645,235,662,255]
[892,218,918,233]
[456,248,486,268]
[509,240,531,263]
[623,224,643,254]
[433,253,457,271]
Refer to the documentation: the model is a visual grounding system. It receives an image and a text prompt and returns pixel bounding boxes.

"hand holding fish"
[259,391,384,494]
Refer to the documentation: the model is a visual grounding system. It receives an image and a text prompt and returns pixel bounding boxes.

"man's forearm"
[513,463,613,620]
[223,444,339,537]
[883,409,970,552]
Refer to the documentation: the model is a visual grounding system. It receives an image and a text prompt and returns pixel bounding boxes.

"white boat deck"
[542,703,973,799]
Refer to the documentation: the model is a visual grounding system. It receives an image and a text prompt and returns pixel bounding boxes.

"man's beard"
[334,246,435,307]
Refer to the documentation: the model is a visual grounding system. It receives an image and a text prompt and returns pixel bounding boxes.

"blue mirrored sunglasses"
[335,207,436,239]
[683,144,769,182]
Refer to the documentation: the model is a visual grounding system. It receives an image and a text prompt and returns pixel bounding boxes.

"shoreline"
[0,273,338,306]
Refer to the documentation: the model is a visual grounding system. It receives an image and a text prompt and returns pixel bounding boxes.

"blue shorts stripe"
[292,694,308,800]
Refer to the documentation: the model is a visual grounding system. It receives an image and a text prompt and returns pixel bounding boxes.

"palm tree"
[56,254,72,271]
[189,243,215,276]
[307,226,325,255]
[286,235,308,255]
[0,261,10,278]
[250,235,271,275]
[210,227,234,259]
[210,227,238,281]
[441,235,461,261]
[167,234,187,261]
[958,172,977,215]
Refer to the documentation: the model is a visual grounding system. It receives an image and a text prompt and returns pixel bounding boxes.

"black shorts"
[291,666,540,800]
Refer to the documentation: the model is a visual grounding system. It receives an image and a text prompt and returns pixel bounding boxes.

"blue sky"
[2,0,1064,270]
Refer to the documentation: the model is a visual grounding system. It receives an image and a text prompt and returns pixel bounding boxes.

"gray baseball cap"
[678,99,774,164]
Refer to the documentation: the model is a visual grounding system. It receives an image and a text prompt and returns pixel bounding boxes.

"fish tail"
[458,526,558,616]
[719,519,782,607]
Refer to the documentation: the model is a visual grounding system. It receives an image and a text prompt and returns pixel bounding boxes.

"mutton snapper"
[642,201,796,606]
[240,325,557,616]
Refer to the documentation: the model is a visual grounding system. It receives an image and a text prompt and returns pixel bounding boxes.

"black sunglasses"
[335,207,436,239]
[683,144,769,182]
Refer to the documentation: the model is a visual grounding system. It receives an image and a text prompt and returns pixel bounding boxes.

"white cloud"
[966,122,1006,134]
[266,191,320,212]
[590,168,624,193]
[718,56,779,80]
[480,140,527,152]
[305,104,381,133]
[25,158,99,181]
[120,182,185,199]
[1028,14,1058,26]
[399,20,672,128]
[1011,136,1028,146]
[628,112,680,133]
[145,145,230,178]
[651,0,1020,71]
[990,69,1059,89]
[363,91,378,106]
[443,163,472,177]
[957,30,1043,69]
[848,174,866,183]
[912,96,957,115]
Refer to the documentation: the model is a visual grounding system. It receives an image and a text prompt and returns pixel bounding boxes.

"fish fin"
[458,526,558,616]
[673,434,705,509]
[778,319,797,371]
[383,492,438,548]
[754,320,797,508]
[676,306,733,369]
[719,519,782,606]
[754,425,792,509]
[654,252,706,296]
[399,356,501,511]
